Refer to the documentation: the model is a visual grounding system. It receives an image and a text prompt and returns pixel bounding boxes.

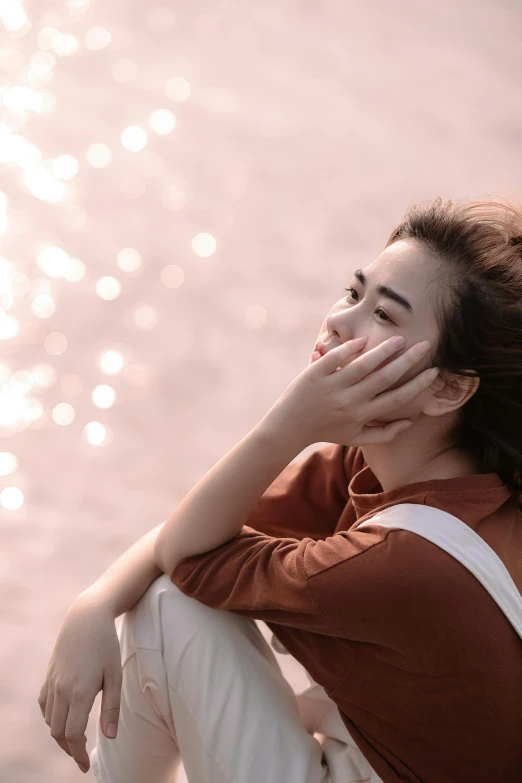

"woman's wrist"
[74,524,165,620]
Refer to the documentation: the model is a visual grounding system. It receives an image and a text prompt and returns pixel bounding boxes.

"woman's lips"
[310,341,335,364]
[315,341,328,355]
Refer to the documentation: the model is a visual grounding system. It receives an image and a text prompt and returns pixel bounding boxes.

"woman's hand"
[38,591,123,775]
[264,335,440,448]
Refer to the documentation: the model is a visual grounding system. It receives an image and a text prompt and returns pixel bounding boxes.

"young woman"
[39,196,522,782]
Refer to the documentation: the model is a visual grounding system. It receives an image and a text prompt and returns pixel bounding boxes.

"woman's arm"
[81,522,166,618]
[155,421,304,574]
[39,522,168,774]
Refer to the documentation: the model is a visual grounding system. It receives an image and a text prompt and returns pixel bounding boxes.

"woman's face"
[311,238,443,425]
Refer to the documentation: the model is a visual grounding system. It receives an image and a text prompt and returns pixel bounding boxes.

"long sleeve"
[239,442,352,541]
[168,519,434,643]
[169,443,360,638]
[169,514,393,639]
[170,525,341,634]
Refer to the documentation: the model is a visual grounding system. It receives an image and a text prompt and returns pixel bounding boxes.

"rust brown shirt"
[170,444,522,782]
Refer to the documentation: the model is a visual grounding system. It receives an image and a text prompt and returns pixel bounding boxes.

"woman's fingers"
[336,334,406,374]
[39,678,92,771]
[317,336,369,373]
[63,697,92,771]
[49,696,74,758]
[364,366,440,421]
[99,665,122,739]
[37,680,48,718]
[342,337,433,398]
[37,600,121,774]
[346,338,430,388]
[44,688,55,727]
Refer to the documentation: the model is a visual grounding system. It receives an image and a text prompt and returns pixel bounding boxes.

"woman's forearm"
[155,421,304,574]
[81,522,166,619]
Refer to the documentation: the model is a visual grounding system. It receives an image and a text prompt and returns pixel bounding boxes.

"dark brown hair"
[384,195,522,500]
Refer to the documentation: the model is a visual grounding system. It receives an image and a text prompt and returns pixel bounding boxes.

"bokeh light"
[99,350,125,375]
[43,331,68,355]
[86,143,112,168]
[0,486,24,511]
[2,2,30,35]
[96,276,122,300]
[165,76,191,102]
[53,33,80,57]
[160,184,187,211]
[84,27,112,50]
[63,257,86,281]
[0,452,18,476]
[67,0,91,12]
[84,421,110,445]
[31,363,58,390]
[11,370,34,394]
[121,126,147,152]
[149,109,176,134]
[53,154,79,180]
[37,27,63,51]
[91,384,116,408]
[31,295,55,318]
[116,247,142,273]
[36,246,69,278]
[160,264,184,288]
[133,303,158,329]
[192,232,216,258]
[52,402,75,425]
[0,313,20,339]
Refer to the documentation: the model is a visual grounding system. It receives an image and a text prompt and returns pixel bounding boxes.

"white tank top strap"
[356,503,522,639]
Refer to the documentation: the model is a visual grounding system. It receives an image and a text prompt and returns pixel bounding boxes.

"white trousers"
[89,574,383,783]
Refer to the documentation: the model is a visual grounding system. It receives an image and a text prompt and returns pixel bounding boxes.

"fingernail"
[107,722,118,738]
[78,763,87,773]
[391,335,405,347]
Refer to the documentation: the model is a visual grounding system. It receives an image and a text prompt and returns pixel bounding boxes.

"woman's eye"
[344,287,358,302]
[343,288,393,324]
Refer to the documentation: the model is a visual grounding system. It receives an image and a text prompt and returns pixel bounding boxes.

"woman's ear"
[423,370,480,418]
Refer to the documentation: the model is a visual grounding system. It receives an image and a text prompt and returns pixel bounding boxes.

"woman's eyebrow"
[354,269,413,314]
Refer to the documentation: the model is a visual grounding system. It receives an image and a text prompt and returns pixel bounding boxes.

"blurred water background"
[0,0,521,780]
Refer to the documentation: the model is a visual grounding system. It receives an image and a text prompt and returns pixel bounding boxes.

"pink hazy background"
[1,1,521,781]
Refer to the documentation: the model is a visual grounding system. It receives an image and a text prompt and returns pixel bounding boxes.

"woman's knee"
[116,574,190,657]
[124,572,255,658]
[139,572,181,607]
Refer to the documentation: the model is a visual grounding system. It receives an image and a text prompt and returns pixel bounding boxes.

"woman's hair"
[384,195,522,502]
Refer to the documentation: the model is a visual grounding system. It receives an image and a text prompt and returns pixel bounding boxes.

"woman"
[39,196,522,782]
